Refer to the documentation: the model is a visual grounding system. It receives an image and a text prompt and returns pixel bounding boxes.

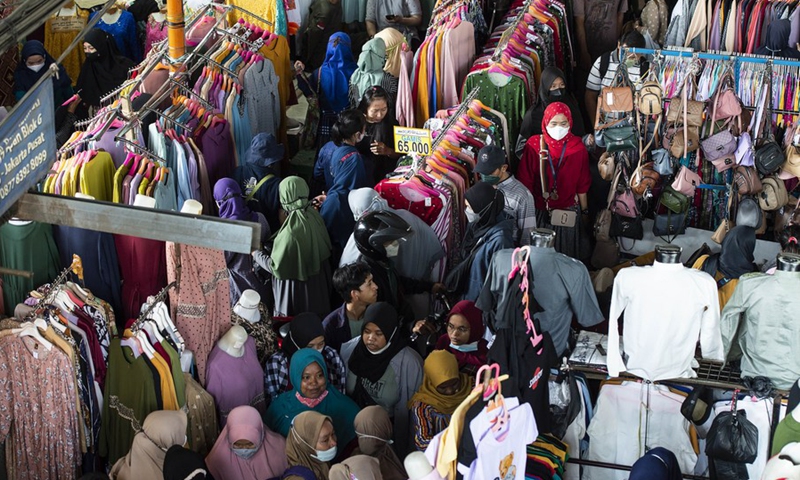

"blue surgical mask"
[311,445,338,462]
[233,447,258,459]
[450,341,479,352]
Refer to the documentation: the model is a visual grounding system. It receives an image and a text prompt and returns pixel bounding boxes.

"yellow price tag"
[394,126,432,155]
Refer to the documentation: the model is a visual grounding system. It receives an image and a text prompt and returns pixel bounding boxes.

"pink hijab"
[205,406,288,480]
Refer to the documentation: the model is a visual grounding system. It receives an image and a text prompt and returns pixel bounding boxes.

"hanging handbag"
[630,161,660,196]
[758,175,789,211]
[652,148,674,176]
[598,152,616,181]
[755,140,785,175]
[782,143,800,178]
[669,126,700,158]
[705,394,759,464]
[611,188,639,218]
[610,213,644,239]
[701,119,737,172]
[653,209,688,241]
[660,184,691,213]
[666,76,704,127]
[595,62,635,130]
[672,166,703,197]
[637,74,663,115]
[299,70,322,151]
[710,72,743,121]
[735,196,763,229]
[775,195,800,234]
[733,165,762,195]
[604,126,638,153]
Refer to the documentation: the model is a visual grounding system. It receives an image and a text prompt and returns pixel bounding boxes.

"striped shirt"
[585,52,647,92]
[497,174,538,245]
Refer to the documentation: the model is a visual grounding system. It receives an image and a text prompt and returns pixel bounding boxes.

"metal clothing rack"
[0,266,33,279]
[432,86,481,151]
[489,0,533,63]
[131,280,177,332]
[28,254,83,314]
[113,136,168,165]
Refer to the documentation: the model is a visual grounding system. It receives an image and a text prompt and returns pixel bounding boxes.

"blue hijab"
[320,145,370,251]
[264,348,360,446]
[318,32,357,113]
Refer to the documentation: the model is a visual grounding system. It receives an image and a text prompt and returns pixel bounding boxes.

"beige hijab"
[354,406,407,480]
[374,28,405,78]
[110,410,188,480]
[330,455,383,480]
[286,411,331,480]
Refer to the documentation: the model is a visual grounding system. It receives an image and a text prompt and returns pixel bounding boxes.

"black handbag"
[735,196,763,229]
[604,126,638,153]
[610,213,644,240]
[755,139,785,175]
[653,210,688,242]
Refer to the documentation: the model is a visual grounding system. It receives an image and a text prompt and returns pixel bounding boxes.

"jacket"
[322,303,350,353]
[464,219,515,301]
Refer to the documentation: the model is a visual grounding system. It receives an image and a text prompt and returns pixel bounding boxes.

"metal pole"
[166,0,185,70]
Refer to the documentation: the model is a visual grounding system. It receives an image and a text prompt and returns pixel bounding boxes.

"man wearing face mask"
[474,145,538,246]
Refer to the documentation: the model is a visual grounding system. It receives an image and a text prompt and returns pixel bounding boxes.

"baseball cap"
[474,145,508,175]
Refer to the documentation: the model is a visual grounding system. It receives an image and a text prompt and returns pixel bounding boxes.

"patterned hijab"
[319,32,357,113]
[350,37,386,104]
[540,102,575,152]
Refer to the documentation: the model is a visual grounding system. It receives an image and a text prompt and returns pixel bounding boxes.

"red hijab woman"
[434,300,488,374]
[517,102,591,259]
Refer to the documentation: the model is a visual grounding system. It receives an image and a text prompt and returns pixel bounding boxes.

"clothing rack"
[432,86,481,151]
[0,266,34,279]
[32,254,83,311]
[100,51,169,104]
[189,52,239,77]
[113,135,169,165]
[489,0,533,63]
[131,280,178,332]
[213,27,262,50]
[166,77,214,111]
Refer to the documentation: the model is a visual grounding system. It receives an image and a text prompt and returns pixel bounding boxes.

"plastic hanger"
[14,322,53,351]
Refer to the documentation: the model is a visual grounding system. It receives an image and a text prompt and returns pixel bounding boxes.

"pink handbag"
[711,73,743,121]
[611,189,640,218]
[671,166,703,197]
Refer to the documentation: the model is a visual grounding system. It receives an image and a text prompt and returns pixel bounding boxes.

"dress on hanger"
[144,13,167,56]
[89,9,142,62]
[44,8,86,83]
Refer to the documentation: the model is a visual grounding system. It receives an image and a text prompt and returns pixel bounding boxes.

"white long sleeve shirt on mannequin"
[607,261,724,381]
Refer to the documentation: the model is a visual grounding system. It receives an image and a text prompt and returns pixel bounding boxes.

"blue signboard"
[0,75,55,216]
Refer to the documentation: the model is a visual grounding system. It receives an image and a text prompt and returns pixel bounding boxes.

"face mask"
[450,341,479,352]
[465,206,480,223]
[233,447,258,459]
[367,341,392,355]
[384,240,400,257]
[357,432,394,444]
[549,88,565,98]
[311,445,338,462]
[546,125,570,141]
[480,174,501,185]
[85,51,100,61]
[27,63,45,73]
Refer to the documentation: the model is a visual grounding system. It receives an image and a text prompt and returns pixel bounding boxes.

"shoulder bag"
[700,91,738,172]
[671,166,703,197]
[539,136,577,227]
[666,76,704,127]
[758,175,789,211]
[733,165,762,195]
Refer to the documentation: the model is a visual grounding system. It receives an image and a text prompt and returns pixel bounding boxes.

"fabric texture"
[350,37,387,104]
[285,411,333,480]
[163,445,212,480]
[205,337,266,426]
[75,28,135,106]
[318,32,358,113]
[410,350,472,414]
[109,410,188,480]
[353,406,407,480]
[329,455,382,480]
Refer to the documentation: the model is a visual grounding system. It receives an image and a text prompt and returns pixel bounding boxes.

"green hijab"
[270,176,332,280]
[350,37,386,102]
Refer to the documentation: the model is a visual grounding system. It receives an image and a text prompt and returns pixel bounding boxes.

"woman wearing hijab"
[692,225,757,310]
[340,302,424,456]
[265,348,360,446]
[110,410,188,480]
[205,406,288,480]
[445,182,514,301]
[263,312,347,400]
[755,19,800,59]
[374,27,405,79]
[13,40,72,106]
[232,133,285,233]
[163,446,213,480]
[353,406,407,480]
[434,300,489,374]
[409,350,473,451]
[295,32,357,151]
[329,456,383,480]
[252,176,333,317]
[215,178,272,305]
[76,29,135,112]
[284,411,338,480]
[516,66,585,158]
[349,37,389,108]
[518,102,592,261]
[298,0,343,71]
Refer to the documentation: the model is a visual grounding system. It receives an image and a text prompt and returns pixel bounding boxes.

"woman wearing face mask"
[265,348,360,447]
[409,350,473,451]
[515,66,584,158]
[263,312,347,400]
[356,86,402,184]
[340,301,424,457]
[353,406,408,480]
[205,406,288,480]
[13,40,72,106]
[75,29,135,113]
[284,411,339,479]
[109,410,188,480]
[518,102,592,261]
[434,300,489,374]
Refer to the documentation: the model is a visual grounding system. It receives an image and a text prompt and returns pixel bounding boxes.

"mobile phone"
[385,14,396,20]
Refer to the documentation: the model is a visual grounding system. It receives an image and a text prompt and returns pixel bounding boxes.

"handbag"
[701,129,737,169]
[604,126,638,153]
[755,140,785,175]
[652,148,674,176]
[672,166,703,197]
[666,77,704,127]
[775,195,800,234]
[758,175,789,211]
[735,132,755,167]
[653,209,688,241]
[735,196,763,229]
[630,161,660,196]
[550,209,578,227]
[610,214,644,239]
[595,62,635,129]
[660,184,691,213]
[710,73,743,121]
[783,144,800,178]
[705,397,759,464]
[611,189,639,218]
[598,152,616,181]
[591,237,620,269]
[299,70,322,151]
[637,76,663,115]
[733,165,762,195]
[669,126,700,158]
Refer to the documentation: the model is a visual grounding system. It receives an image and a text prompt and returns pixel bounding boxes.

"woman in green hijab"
[252,176,333,317]
[348,37,390,108]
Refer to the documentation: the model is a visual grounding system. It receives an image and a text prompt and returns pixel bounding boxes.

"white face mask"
[384,240,400,257]
[357,432,394,444]
[546,125,570,141]
[312,445,338,462]
[27,63,45,73]
[465,206,480,223]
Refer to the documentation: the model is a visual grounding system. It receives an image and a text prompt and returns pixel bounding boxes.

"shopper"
[109,410,188,479]
[365,0,422,43]
[330,456,383,479]
[574,0,628,68]
[76,29,135,111]
[349,38,387,108]
[518,102,592,261]
[163,446,212,480]
[353,406,407,480]
[755,19,800,59]
[284,411,339,480]
[205,406,288,480]
[323,262,380,352]
[433,300,489,374]
[692,226,757,310]
[298,0,343,70]
[232,133,285,233]
[13,40,72,106]
[516,66,585,157]
[356,86,402,184]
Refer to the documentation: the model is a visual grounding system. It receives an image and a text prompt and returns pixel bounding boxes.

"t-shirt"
[466,403,537,480]
[585,52,647,92]
[346,366,400,415]
[772,413,800,456]
[573,0,629,60]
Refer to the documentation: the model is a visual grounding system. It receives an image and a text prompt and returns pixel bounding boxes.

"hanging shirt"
[465,403,537,480]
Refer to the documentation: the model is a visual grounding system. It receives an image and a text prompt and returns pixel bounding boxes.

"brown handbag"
[666,78,704,128]
[733,166,763,195]
[631,161,660,196]
[598,152,616,181]
[669,127,700,158]
[600,86,634,114]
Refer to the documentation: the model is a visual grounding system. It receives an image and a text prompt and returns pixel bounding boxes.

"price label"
[394,126,432,155]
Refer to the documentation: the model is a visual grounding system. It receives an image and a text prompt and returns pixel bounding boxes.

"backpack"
[758,176,789,211]
[637,78,663,115]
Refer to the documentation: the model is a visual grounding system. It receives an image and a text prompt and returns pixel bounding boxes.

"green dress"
[0,221,60,310]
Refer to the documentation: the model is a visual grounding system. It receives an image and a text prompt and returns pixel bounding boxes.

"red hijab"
[435,300,488,371]
[540,102,582,155]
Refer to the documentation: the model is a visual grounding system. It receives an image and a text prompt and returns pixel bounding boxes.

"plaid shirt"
[498,174,538,245]
[264,346,347,400]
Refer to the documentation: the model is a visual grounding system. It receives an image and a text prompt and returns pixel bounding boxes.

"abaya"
[76,29,135,107]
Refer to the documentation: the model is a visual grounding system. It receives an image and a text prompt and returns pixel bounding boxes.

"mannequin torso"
[102,7,122,24]
[217,325,248,357]
[233,289,261,323]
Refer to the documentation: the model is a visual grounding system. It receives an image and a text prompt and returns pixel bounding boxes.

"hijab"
[76,29,135,106]
[703,225,757,279]
[246,133,284,167]
[409,350,472,414]
[319,32,357,113]
[520,67,585,141]
[270,177,332,280]
[354,406,407,480]
[434,300,489,369]
[463,182,506,253]
[628,447,682,480]
[214,178,257,222]
[350,38,387,103]
[537,67,566,106]
[374,28,405,77]
[265,349,360,445]
[285,411,333,480]
[14,40,70,97]
[163,446,213,480]
[282,312,325,356]
[205,406,288,480]
[348,302,406,383]
[540,101,580,153]
[110,410,188,480]
[329,456,383,480]
[349,187,390,220]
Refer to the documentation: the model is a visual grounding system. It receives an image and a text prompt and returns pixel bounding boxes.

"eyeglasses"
[446,323,469,334]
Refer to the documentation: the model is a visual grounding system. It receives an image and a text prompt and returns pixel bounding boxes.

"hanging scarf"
[319,32,357,113]
[76,29,135,107]
[350,37,386,104]
[270,177,332,280]
[374,28,405,78]
[347,302,405,383]
[214,178,257,222]
[409,350,472,414]
[14,40,71,97]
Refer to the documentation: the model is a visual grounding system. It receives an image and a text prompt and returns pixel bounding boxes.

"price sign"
[394,126,432,155]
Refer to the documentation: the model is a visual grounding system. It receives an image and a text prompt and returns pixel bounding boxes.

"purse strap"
[539,135,550,206]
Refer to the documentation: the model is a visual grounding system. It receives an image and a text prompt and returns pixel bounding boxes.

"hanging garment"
[44,8,86,83]
[205,337,267,426]
[0,221,60,310]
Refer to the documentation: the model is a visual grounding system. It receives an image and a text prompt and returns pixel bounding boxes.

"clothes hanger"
[14,322,53,351]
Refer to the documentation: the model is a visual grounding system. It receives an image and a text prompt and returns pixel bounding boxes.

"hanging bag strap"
[245,174,275,203]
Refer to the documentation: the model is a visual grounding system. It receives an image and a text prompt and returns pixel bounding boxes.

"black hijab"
[283,313,326,356]
[520,66,585,139]
[463,182,506,253]
[163,445,214,480]
[76,29,136,107]
[703,226,757,279]
[14,40,71,97]
[348,302,405,383]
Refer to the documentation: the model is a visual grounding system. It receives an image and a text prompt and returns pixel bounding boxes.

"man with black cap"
[474,144,537,245]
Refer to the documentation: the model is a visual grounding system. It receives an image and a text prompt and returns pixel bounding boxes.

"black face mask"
[549,88,566,98]
[85,51,101,61]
